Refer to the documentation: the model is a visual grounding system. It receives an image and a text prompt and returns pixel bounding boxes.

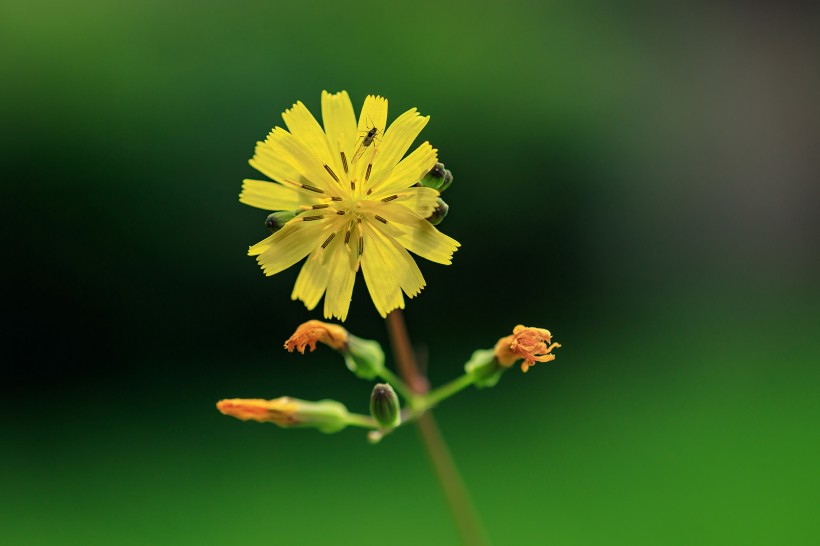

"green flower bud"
[343,334,385,380]
[265,210,298,233]
[426,198,449,225]
[370,383,401,429]
[464,348,505,388]
[419,162,453,192]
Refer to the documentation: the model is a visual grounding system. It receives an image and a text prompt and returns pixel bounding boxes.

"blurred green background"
[3,1,819,544]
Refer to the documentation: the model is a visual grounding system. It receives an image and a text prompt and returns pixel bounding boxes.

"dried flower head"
[284,320,348,353]
[216,397,300,426]
[495,325,561,372]
[241,91,460,321]
[217,397,351,433]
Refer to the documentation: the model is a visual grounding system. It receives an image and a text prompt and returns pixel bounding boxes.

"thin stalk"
[345,413,379,429]
[420,372,476,411]
[386,310,490,546]
[378,367,417,404]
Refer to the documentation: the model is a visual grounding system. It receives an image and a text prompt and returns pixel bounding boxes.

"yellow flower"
[494,325,561,372]
[240,91,460,320]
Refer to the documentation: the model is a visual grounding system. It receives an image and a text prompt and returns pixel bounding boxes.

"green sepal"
[464,348,505,388]
[342,334,385,380]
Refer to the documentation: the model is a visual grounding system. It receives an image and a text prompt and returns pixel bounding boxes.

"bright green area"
[3,1,818,544]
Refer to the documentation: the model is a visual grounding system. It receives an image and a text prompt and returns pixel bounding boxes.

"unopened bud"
[426,197,449,225]
[265,210,298,233]
[369,383,401,429]
[217,397,351,433]
[419,162,453,192]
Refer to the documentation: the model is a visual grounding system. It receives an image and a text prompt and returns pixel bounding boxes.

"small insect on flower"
[352,122,381,163]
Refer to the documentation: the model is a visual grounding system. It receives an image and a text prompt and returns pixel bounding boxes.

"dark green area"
[3,1,818,544]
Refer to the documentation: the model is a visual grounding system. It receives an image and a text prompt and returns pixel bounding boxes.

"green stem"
[345,413,379,429]
[420,372,476,411]
[385,310,490,546]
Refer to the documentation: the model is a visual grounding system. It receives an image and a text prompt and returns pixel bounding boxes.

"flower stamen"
[321,232,336,249]
[323,164,340,183]
[301,183,325,194]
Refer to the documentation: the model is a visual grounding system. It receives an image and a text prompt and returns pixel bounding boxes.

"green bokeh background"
[3,1,819,544]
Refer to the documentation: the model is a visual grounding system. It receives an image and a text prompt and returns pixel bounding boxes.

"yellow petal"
[249,141,302,184]
[369,186,440,219]
[381,220,460,265]
[368,108,429,188]
[364,222,426,298]
[251,217,340,276]
[291,229,342,310]
[282,101,337,172]
[323,234,358,321]
[369,142,437,195]
[239,179,317,211]
[321,90,357,174]
[360,223,404,318]
[266,127,339,194]
[357,95,388,142]
[358,199,425,226]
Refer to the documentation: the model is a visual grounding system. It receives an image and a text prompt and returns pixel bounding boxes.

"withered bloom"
[284,320,348,353]
[494,325,561,372]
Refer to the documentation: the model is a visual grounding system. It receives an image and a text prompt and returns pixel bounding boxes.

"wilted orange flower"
[217,397,352,433]
[217,397,300,426]
[284,319,348,353]
[494,325,561,372]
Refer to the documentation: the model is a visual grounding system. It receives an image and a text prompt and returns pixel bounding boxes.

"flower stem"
[378,367,417,406]
[420,372,476,411]
[385,310,490,546]
[345,412,379,429]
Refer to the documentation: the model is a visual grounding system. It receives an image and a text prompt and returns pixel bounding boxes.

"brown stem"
[385,310,489,546]
[385,310,429,394]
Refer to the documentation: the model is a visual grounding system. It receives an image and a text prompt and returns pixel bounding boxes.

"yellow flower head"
[284,319,348,353]
[241,91,460,320]
[494,325,561,373]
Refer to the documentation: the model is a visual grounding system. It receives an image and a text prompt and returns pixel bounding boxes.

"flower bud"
[418,162,453,192]
[265,210,298,233]
[426,197,449,225]
[369,383,401,429]
[216,397,351,433]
